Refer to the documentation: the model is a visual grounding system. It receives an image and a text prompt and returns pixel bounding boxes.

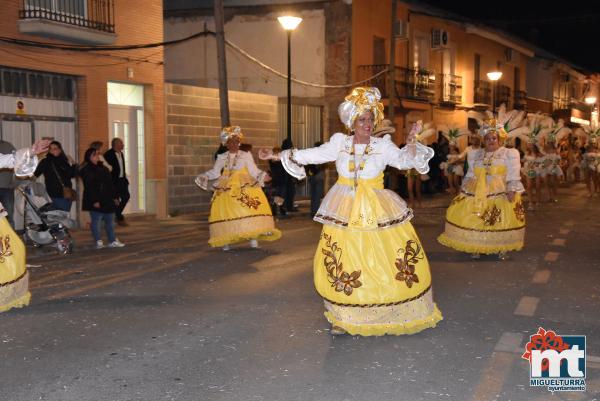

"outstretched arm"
[195,155,227,190]
[262,133,345,180]
[385,139,434,174]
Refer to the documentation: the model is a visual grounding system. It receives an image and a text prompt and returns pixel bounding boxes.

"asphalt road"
[1,184,599,401]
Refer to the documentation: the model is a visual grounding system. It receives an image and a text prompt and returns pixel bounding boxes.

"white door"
[108,105,145,214]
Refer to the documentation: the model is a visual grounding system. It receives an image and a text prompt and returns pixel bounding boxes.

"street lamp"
[278,15,302,144]
[487,71,503,114]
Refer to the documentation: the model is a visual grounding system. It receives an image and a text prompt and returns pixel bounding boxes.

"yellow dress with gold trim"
[0,148,38,313]
[281,133,442,336]
[199,151,281,247]
[0,217,29,312]
[438,147,526,254]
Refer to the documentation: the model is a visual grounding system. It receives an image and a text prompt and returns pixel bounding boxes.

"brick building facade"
[0,0,166,220]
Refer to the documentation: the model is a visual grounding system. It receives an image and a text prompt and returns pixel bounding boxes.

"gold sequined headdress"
[220,126,244,144]
[338,87,384,130]
[479,118,507,141]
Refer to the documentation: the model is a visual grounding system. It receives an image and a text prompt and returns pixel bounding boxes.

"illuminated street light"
[486,71,503,81]
[487,71,503,112]
[278,15,303,144]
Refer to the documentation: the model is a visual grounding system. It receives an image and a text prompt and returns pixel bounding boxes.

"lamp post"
[487,71,503,114]
[278,15,302,144]
[585,96,597,127]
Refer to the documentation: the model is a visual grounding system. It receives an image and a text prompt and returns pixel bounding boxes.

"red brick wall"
[0,0,165,181]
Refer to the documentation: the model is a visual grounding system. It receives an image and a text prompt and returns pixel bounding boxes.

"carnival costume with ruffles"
[197,127,281,247]
[279,88,442,336]
[438,145,526,254]
[0,149,39,313]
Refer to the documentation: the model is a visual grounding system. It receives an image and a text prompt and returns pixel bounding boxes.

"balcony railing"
[440,74,462,104]
[474,80,491,105]
[514,90,527,110]
[553,97,592,113]
[496,84,511,108]
[20,0,115,33]
[357,65,437,102]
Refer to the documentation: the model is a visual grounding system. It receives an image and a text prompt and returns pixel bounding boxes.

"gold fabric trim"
[0,235,13,263]
[514,201,525,223]
[445,219,525,233]
[322,284,431,308]
[209,215,277,244]
[0,270,26,287]
[461,190,506,198]
[442,222,525,248]
[480,205,502,226]
[395,240,424,288]
[321,233,362,296]
[315,209,413,229]
[209,214,273,225]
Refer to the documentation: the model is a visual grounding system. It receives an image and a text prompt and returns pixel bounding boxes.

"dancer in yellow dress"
[438,119,525,259]
[196,126,281,250]
[1,139,49,313]
[261,87,442,336]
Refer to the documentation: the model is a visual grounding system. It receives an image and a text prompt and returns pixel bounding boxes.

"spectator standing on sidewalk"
[90,141,112,172]
[104,138,130,226]
[33,140,78,212]
[79,147,125,249]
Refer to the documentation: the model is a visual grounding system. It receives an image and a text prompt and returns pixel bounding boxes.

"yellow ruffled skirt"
[438,192,526,254]
[313,175,442,336]
[208,172,281,247]
[0,217,30,313]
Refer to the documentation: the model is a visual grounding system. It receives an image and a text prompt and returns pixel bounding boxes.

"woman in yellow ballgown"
[1,140,49,313]
[438,120,526,259]
[196,126,281,250]
[261,87,442,336]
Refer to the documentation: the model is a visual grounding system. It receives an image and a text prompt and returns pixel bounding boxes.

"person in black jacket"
[103,138,130,226]
[34,140,78,212]
[79,148,125,249]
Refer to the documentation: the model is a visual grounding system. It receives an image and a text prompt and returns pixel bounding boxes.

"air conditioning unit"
[393,20,409,40]
[431,29,449,50]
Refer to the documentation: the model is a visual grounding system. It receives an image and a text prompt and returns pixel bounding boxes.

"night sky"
[422,0,600,72]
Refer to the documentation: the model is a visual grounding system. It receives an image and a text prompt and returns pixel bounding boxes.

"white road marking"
[544,251,559,262]
[514,296,540,317]
[532,270,551,284]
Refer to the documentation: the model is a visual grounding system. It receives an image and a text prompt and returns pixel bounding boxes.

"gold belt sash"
[473,165,506,214]
[337,174,384,229]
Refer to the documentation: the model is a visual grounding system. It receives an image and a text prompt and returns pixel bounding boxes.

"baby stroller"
[16,182,75,255]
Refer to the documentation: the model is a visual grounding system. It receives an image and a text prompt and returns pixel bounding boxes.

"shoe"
[330,325,347,336]
[95,240,105,249]
[222,245,231,251]
[117,219,129,227]
[249,239,259,248]
[498,251,509,261]
[108,239,126,248]
[470,253,481,260]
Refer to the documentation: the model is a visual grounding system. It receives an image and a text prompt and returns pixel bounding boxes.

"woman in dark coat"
[79,147,125,249]
[34,140,78,211]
